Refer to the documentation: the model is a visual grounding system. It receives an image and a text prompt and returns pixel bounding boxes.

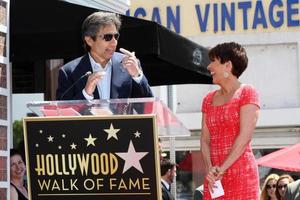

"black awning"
[10,0,212,86]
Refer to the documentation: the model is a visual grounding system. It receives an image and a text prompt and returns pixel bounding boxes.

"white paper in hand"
[209,180,225,199]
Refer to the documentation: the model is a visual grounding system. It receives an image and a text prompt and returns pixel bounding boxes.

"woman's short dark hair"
[10,148,26,165]
[10,148,22,158]
[81,11,121,52]
[208,42,248,78]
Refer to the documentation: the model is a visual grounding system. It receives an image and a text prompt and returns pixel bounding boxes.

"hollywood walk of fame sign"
[23,115,161,200]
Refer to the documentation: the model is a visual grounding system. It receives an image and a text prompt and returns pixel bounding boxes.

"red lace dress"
[201,84,260,200]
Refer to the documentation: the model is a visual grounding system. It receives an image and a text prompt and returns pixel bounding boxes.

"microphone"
[60,71,92,100]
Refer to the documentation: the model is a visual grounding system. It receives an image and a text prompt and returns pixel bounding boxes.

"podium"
[24,97,190,200]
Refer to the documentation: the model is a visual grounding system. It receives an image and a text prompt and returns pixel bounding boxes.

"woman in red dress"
[201,42,260,199]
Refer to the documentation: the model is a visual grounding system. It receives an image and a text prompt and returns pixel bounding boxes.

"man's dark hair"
[208,42,248,78]
[81,11,121,52]
[160,158,176,176]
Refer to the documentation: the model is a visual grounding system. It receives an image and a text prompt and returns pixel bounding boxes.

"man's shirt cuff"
[132,70,143,83]
[82,89,94,100]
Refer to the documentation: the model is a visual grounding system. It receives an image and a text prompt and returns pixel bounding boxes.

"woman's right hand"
[206,166,225,192]
[206,166,219,192]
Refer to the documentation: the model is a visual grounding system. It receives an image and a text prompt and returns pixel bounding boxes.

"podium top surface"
[27,97,190,137]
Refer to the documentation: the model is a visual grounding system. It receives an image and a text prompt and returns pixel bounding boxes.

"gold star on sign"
[104,123,120,140]
[70,143,77,149]
[84,134,97,146]
[47,135,54,142]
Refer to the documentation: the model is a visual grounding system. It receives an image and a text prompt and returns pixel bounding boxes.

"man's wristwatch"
[132,70,142,78]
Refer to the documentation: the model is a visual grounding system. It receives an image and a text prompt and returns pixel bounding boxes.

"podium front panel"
[23,115,161,200]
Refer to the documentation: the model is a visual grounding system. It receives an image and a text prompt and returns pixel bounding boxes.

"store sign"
[23,116,160,200]
[127,0,300,36]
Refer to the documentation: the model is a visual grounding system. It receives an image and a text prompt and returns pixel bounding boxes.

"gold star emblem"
[104,123,120,140]
[70,143,77,149]
[84,134,97,146]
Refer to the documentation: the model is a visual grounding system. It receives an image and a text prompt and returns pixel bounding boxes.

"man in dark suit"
[285,179,300,200]
[161,159,177,200]
[194,185,203,200]
[56,11,153,100]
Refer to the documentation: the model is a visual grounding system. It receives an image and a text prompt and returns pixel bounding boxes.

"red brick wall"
[0,64,6,88]
[0,188,7,200]
[0,95,7,120]
[0,156,7,181]
[0,126,7,150]
[0,33,6,57]
[0,1,7,26]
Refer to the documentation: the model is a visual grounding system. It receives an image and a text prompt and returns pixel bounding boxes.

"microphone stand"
[59,71,91,100]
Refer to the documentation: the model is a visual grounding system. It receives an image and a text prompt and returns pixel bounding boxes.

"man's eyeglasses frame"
[97,33,120,42]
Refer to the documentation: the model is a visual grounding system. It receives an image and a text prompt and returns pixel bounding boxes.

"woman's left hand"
[215,166,226,180]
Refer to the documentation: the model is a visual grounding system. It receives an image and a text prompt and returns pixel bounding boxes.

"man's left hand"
[120,48,141,77]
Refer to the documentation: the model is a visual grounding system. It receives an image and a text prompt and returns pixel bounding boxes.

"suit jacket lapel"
[161,181,168,191]
[161,181,174,200]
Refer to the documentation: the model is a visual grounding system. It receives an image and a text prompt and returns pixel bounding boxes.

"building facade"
[0,0,10,199]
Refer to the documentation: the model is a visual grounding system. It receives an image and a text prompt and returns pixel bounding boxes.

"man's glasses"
[98,33,120,41]
[277,184,288,189]
[266,184,276,189]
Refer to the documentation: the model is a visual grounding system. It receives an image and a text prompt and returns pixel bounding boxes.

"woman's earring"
[223,71,229,78]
